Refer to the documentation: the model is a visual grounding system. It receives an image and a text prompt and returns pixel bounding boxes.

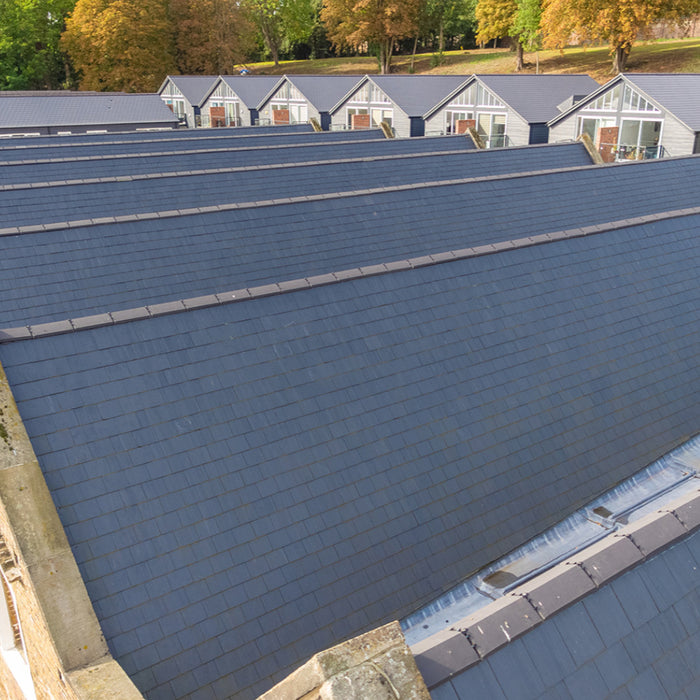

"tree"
[321,0,423,74]
[243,0,319,65]
[170,0,255,74]
[476,0,528,69]
[61,0,177,91]
[513,0,542,70]
[0,0,77,89]
[541,0,700,73]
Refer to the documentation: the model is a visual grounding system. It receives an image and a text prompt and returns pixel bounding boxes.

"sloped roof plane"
[549,73,700,132]
[211,75,284,109]
[158,75,219,107]
[0,93,179,130]
[472,73,600,123]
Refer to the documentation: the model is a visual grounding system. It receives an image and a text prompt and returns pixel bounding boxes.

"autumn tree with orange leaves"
[541,0,700,73]
[62,0,176,91]
[321,0,423,73]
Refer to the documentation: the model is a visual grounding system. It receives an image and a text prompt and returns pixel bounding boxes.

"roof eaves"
[546,74,623,127]
[256,75,294,110]
[328,75,372,115]
[422,75,475,120]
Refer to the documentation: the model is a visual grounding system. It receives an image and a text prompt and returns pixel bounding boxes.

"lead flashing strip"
[1,206,699,344]
[411,486,700,690]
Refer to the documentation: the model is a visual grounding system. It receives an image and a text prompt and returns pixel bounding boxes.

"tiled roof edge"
[2,205,699,344]
[0,135,387,168]
[410,486,700,690]
[0,158,668,236]
[0,142,585,192]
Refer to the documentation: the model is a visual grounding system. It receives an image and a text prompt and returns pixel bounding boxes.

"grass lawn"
[242,37,700,84]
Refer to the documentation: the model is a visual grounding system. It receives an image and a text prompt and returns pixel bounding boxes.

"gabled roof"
[472,74,599,123]
[0,94,179,129]
[624,73,700,132]
[333,75,472,118]
[548,73,700,132]
[285,75,366,112]
[158,75,219,107]
[212,75,283,109]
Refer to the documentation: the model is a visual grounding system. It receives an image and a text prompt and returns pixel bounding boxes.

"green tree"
[61,0,176,91]
[541,0,700,73]
[243,0,319,65]
[321,0,423,73]
[0,0,77,89]
[513,0,541,69]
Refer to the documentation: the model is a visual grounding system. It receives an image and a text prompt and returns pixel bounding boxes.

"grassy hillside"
[244,37,700,84]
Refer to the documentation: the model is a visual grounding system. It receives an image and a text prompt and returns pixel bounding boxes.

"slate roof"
[1,128,699,700]
[215,76,283,109]
[3,198,700,698]
[0,126,385,162]
[0,142,592,229]
[623,73,700,132]
[361,75,471,117]
[0,132,469,185]
[159,76,219,107]
[284,75,365,112]
[0,93,180,129]
[1,153,696,329]
[0,123,314,148]
[428,523,700,700]
[473,74,600,123]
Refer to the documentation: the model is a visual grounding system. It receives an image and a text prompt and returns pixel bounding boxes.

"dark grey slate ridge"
[0,127,386,163]
[0,143,593,229]
[0,123,315,149]
[0,141,591,192]
[428,512,700,700]
[2,204,699,343]
[0,134,475,185]
[3,215,700,698]
[2,156,700,328]
[413,488,699,689]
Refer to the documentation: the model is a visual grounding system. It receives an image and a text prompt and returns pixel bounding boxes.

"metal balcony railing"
[599,143,665,161]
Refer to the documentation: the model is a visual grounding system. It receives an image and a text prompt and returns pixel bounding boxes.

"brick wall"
[0,503,79,700]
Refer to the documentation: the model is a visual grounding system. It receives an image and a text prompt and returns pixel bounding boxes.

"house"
[200,76,282,127]
[158,75,219,128]
[0,93,179,136]
[329,75,471,137]
[0,130,698,700]
[256,75,365,129]
[548,73,700,161]
[424,74,599,147]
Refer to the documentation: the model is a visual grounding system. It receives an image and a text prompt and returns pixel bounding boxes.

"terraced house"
[548,73,700,160]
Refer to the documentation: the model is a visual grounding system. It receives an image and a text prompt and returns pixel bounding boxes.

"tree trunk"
[410,36,418,72]
[379,40,393,74]
[515,41,524,71]
[612,44,630,73]
[439,21,445,53]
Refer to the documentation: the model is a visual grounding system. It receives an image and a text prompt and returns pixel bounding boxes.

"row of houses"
[0,120,698,700]
[159,72,700,158]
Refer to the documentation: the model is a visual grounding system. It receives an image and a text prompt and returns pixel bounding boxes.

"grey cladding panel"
[3,222,700,698]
